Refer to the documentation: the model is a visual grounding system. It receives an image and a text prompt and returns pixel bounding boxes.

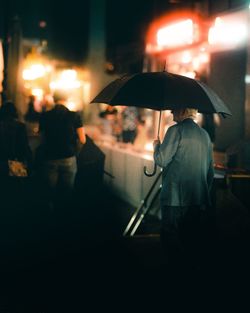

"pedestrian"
[38,90,86,211]
[25,95,41,122]
[153,107,214,276]
[0,101,32,209]
[99,105,119,138]
[24,95,41,136]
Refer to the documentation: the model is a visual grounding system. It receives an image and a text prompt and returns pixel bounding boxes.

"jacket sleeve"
[207,143,214,190]
[153,125,180,168]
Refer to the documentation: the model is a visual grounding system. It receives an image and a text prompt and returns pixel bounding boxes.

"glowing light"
[67,101,77,111]
[157,19,194,48]
[191,52,209,71]
[50,69,81,90]
[82,82,91,104]
[181,51,192,63]
[181,71,196,78]
[31,88,44,101]
[22,64,46,80]
[192,57,200,70]
[208,16,247,47]
[50,80,81,90]
[45,65,52,72]
[199,52,209,63]
[144,142,154,152]
[61,69,77,81]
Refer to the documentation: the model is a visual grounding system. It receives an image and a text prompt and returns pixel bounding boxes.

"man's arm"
[153,125,180,168]
[76,127,86,144]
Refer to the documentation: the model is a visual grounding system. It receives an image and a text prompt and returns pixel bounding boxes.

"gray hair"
[182,108,198,119]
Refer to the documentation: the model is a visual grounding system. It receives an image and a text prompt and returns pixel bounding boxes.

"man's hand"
[153,139,160,148]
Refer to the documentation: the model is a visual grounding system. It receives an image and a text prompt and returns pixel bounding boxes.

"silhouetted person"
[153,108,214,277]
[25,95,40,122]
[0,101,32,209]
[38,91,86,212]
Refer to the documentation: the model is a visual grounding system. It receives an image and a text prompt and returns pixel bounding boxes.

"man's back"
[155,118,214,206]
[39,104,82,160]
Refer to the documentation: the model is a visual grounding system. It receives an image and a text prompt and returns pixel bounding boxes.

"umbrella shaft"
[157,111,162,139]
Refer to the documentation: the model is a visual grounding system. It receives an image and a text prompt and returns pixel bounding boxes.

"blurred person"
[121,106,139,144]
[99,105,118,137]
[133,118,148,151]
[153,108,214,276]
[24,95,41,136]
[25,95,40,122]
[41,93,54,112]
[0,101,32,208]
[38,90,86,211]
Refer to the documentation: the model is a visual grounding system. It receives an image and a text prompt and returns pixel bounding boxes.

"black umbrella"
[91,71,232,176]
[91,71,232,115]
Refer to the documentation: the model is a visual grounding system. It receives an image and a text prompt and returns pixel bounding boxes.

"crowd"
[0,92,93,214]
[0,93,153,223]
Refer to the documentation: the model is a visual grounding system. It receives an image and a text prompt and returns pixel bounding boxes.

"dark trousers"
[160,205,209,273]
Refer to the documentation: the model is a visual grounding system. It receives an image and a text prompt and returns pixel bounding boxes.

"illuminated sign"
[208,10,248,50]
[157,19,196,48]
[146,13,203,54]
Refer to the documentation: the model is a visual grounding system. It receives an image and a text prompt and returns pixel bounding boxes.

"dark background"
[0,0,178,64]
[0,0,248,64]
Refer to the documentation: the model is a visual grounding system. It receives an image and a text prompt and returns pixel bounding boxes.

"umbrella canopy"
[91,71,232,117]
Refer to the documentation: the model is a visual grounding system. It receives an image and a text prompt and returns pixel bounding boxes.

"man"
[153,108,214,273]
[39,91,86,209]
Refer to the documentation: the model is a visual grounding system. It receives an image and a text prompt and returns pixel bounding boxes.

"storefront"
[21,46,91,117]
[144,7,250,152]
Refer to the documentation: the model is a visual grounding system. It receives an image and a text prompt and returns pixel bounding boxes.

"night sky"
[0,0,178,63]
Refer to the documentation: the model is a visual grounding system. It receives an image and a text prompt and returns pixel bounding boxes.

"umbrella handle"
[144,163,157,177]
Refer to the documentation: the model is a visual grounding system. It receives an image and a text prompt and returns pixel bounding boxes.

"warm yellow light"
[192,57,200,70]
[82,82,91,104]
[181,51,192,64]
[157,19,194,48]
[45,65,53,72]
[22,64,46,80]
[61,69,77,81]
[31,88,44,101]
[50,69,81,90]
[199,52,209,63]
[67,101,77,111]
[182,71,196,78]
[50,80,81,90]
